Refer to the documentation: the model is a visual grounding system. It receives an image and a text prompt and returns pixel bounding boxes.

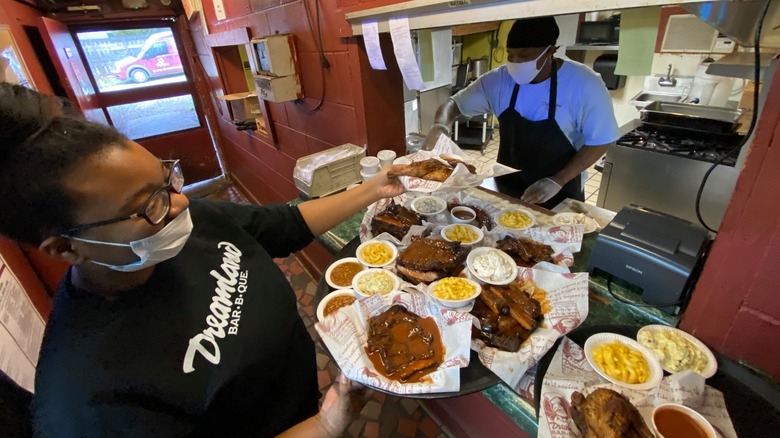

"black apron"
[495,61,583,210]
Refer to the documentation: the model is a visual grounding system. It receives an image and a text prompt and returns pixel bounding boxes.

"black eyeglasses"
[61,160,184,236]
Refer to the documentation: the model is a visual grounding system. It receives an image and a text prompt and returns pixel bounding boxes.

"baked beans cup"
[325,257,365,290]
[317,290,358,321]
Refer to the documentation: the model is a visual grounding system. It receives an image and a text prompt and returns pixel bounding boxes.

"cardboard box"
[216,92,262,121]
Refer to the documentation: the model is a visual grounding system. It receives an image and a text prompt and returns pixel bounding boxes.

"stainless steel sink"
[630,91,684,109]
[633,92,683,103]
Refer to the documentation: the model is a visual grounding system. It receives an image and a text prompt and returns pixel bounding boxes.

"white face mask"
[68,209,193,272]
[506,46,552,85]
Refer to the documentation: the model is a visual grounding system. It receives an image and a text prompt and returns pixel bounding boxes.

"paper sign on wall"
[213,0,226,21]
[0,256,46,392]
[361,21,387,70]
[389,17,424,91]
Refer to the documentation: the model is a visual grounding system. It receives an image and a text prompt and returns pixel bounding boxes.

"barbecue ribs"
[496,236,554,267]
[470,282,542,352]
[370,203,422,240]
[395,237,469,284]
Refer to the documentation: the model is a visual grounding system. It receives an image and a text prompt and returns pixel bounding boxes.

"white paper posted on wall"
[0,256,46,392]
[389,17,424,91]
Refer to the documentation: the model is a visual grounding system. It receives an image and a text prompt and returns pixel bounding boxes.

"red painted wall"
[680,66,780,380]
[0,0,53,94]
[0,2,68,299]
[190,0,405,206]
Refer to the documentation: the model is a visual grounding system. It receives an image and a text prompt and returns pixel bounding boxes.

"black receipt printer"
[587,205,710,314]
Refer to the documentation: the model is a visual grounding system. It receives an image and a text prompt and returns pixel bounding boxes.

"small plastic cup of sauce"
[450,206,476,225]
[651,403,716,438]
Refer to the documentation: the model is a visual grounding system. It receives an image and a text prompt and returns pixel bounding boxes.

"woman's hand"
[366,165,407,200]
[316,374,370,437]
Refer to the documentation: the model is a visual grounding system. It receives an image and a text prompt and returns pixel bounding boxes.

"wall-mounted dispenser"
[250,34,302,103]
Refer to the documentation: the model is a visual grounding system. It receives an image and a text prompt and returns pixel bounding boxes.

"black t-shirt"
[32,200,320,437]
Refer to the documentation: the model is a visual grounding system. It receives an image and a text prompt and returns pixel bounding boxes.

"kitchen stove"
[617,125,743,166]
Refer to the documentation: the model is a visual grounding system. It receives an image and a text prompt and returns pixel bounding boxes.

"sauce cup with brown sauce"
[450,206,476,225]
[651,403,716,438]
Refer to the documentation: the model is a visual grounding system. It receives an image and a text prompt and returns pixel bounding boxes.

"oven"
[597,123,744,229]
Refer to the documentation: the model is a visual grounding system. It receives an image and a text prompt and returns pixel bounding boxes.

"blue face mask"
[68,209,193,272]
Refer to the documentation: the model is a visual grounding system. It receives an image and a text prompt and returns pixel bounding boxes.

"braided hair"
[0,83,127,245]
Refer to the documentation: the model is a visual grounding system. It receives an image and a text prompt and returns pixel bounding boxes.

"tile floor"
[204,187,450,438]
[459,131,602,206]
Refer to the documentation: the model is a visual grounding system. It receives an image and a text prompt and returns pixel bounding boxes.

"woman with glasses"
[0,83,406,437]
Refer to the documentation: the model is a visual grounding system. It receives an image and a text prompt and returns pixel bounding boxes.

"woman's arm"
[297,165,406,236]
[277,375,364,438]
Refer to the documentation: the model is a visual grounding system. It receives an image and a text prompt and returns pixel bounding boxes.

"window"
[73,25,201,140]
[106,94,199,140]
[76,27,185,91]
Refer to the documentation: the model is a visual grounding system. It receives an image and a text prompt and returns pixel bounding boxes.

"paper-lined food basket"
[314,291,472,394]
[537,338,738,438]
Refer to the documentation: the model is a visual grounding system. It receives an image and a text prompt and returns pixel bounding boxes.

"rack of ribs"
[370,203,422,240]
[395,237,469,284]
[470,282,542,352]
[366,305,442,382]
[495,236,554,267]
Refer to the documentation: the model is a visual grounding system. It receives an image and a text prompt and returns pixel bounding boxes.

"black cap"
[506,17,559,49]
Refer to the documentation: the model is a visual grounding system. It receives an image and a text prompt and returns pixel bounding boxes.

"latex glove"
[316,374,370,437]
[521,177,562,205]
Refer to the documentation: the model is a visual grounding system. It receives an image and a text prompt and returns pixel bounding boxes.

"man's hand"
[521,178,562,204]
[422,125,450,151]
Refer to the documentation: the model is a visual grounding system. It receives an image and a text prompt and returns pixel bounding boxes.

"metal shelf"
[566,44,619,51]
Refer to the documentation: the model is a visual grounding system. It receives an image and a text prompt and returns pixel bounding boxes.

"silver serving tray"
[641,101,743,123]
[640,101,743,133]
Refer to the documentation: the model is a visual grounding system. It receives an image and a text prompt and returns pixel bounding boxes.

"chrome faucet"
[658,64,677,87]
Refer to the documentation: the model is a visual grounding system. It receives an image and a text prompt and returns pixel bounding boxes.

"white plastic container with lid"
[360,168,377,182]
[360,156,380,174]
[377,150,397,168]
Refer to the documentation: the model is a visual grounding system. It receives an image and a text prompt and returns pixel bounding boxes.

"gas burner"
[617,125,743,166]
